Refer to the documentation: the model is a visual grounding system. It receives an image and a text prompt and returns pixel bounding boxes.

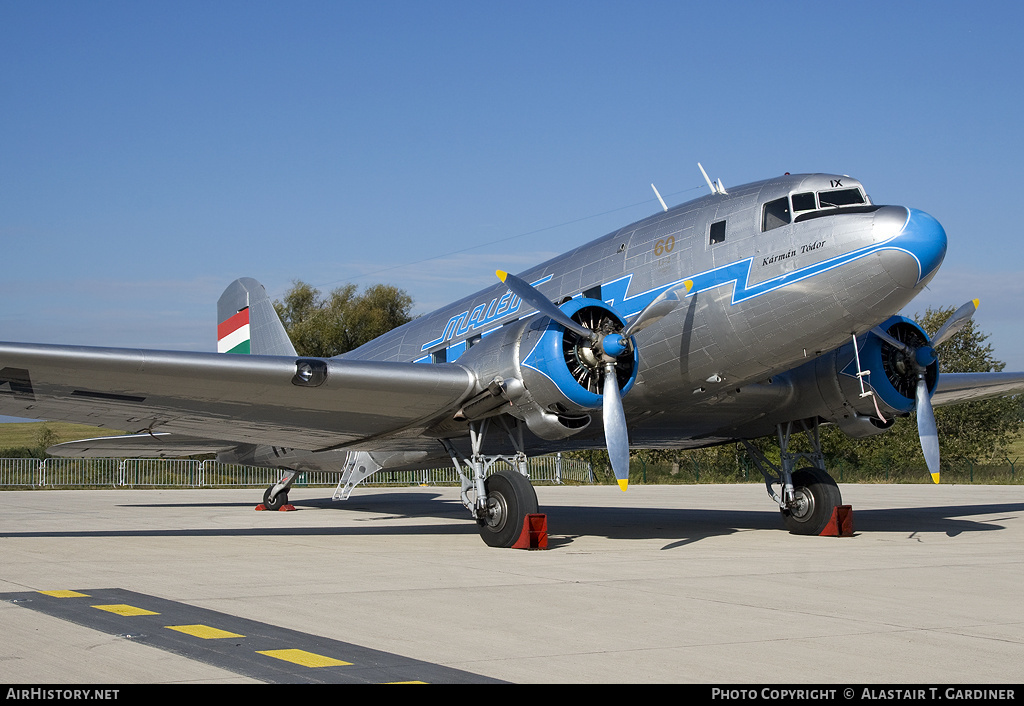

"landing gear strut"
[742,419,842,535]
[442,416,539,548]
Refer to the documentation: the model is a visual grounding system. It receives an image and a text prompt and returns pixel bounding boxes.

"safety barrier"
[0,454,594,489]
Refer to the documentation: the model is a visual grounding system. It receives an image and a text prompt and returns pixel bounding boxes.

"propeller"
[497,271,692,490]
[870,299,980,484]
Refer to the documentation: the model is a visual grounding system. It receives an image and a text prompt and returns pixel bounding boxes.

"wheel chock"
[255,504,296,512]
[512,513,548,549]
[820,505,853,536]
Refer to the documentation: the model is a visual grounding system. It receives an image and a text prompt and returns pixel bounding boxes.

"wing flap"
[48,433,235,459]
[0,342,476,450]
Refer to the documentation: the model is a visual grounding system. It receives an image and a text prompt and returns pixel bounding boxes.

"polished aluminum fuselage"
[346,173,945,450]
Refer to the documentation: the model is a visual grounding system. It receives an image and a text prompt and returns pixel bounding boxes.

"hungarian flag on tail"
[218,307,251,354]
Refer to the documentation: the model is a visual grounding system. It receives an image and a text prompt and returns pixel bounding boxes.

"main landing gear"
[743,419,842,536]
[442,417,539,548]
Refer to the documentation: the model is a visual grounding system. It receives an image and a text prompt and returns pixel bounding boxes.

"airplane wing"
[0,342,477,451]
[930,371,1024,406]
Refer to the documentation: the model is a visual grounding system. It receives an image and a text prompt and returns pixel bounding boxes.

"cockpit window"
[761,197,791,232]
[762,186,869,232]
[817,188,865,208]
[792,192,816,212]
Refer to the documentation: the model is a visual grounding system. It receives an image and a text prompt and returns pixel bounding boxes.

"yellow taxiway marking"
[91,604,160,616]
[256,649,352,668]
[38,590,90,598]
[165,624,245,640]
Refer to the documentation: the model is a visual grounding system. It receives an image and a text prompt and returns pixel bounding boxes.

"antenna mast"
[651,183,668,212]
[698,163,727,195]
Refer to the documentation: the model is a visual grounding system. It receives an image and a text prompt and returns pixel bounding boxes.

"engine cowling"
[450,297,639,440]
[808,315,938,437]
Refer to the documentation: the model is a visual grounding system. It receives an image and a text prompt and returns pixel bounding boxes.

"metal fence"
[0,454,595,489]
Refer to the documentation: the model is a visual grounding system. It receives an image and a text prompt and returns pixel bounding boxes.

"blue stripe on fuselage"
[604,208,936,317]
[418,208,938,356]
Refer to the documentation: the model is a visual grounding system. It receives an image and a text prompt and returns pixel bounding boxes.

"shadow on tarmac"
[3,490,1021,549]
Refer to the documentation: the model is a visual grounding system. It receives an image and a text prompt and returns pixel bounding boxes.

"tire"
[263,485,289,511]
[477,470,539,548]
[780,467,842,535]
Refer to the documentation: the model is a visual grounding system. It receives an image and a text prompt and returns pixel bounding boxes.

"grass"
[1001,433,1024,463]
[0,421,124,449]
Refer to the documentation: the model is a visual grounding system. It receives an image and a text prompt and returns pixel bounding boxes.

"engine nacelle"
[800,315,938,437]
[451,297,639,440]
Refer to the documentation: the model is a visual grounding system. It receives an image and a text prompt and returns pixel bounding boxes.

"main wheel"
[780,468,841,535]
[477,470,539,548]
[263,485,289,511]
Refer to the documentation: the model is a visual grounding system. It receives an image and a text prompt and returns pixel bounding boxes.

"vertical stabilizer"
[217,278,297,356]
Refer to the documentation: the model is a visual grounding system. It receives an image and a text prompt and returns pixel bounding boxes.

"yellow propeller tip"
[972,298,980,309]
[683,279,693,292]
[617,479,629,491]
[496,270,508,282]
[931,472,940,484]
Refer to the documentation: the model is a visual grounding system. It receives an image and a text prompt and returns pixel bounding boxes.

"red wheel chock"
[820,505,854,536]
[255,504,296,512]
[512,513,548,549]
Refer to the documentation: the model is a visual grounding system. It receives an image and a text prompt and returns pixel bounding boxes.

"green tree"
[274,281,414,357]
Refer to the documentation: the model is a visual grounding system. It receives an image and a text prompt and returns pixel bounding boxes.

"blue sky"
[2,1,1022,377]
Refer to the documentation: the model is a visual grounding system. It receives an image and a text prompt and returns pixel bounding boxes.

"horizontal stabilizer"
[48,433,236,459]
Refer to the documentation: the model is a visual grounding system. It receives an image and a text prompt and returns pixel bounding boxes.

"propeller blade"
[623,280,693,338]
[930,299,980,348]
[915,376,940,484]
[602,361,631,491]
[870,325,911,354]
[496,270,594,341]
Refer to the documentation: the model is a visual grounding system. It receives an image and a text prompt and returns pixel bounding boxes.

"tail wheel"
[780,468,842,535]
[477,470,539,548]
[263,485,289,511]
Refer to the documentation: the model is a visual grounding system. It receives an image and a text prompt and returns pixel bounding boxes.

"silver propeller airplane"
[4,168,1023,547]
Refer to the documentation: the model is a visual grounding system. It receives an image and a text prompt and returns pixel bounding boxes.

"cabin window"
[818,188,865,208]
[761,197,791,232]
[710,220,726,245]
[583,285,602,300]
[431,348,447,363]
[792,192,816,213]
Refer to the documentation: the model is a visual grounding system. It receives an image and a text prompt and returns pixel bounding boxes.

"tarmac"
[1,482,1022,684]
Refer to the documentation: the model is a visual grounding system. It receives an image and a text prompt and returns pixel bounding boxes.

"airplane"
[3,167,1024,548]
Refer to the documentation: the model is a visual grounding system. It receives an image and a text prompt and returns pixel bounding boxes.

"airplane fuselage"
[344,173,946,449]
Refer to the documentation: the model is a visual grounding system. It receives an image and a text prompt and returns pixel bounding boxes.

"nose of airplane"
[878,207,948,287]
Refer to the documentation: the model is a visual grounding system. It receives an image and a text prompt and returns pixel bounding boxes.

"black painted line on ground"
[4,588,504,684]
